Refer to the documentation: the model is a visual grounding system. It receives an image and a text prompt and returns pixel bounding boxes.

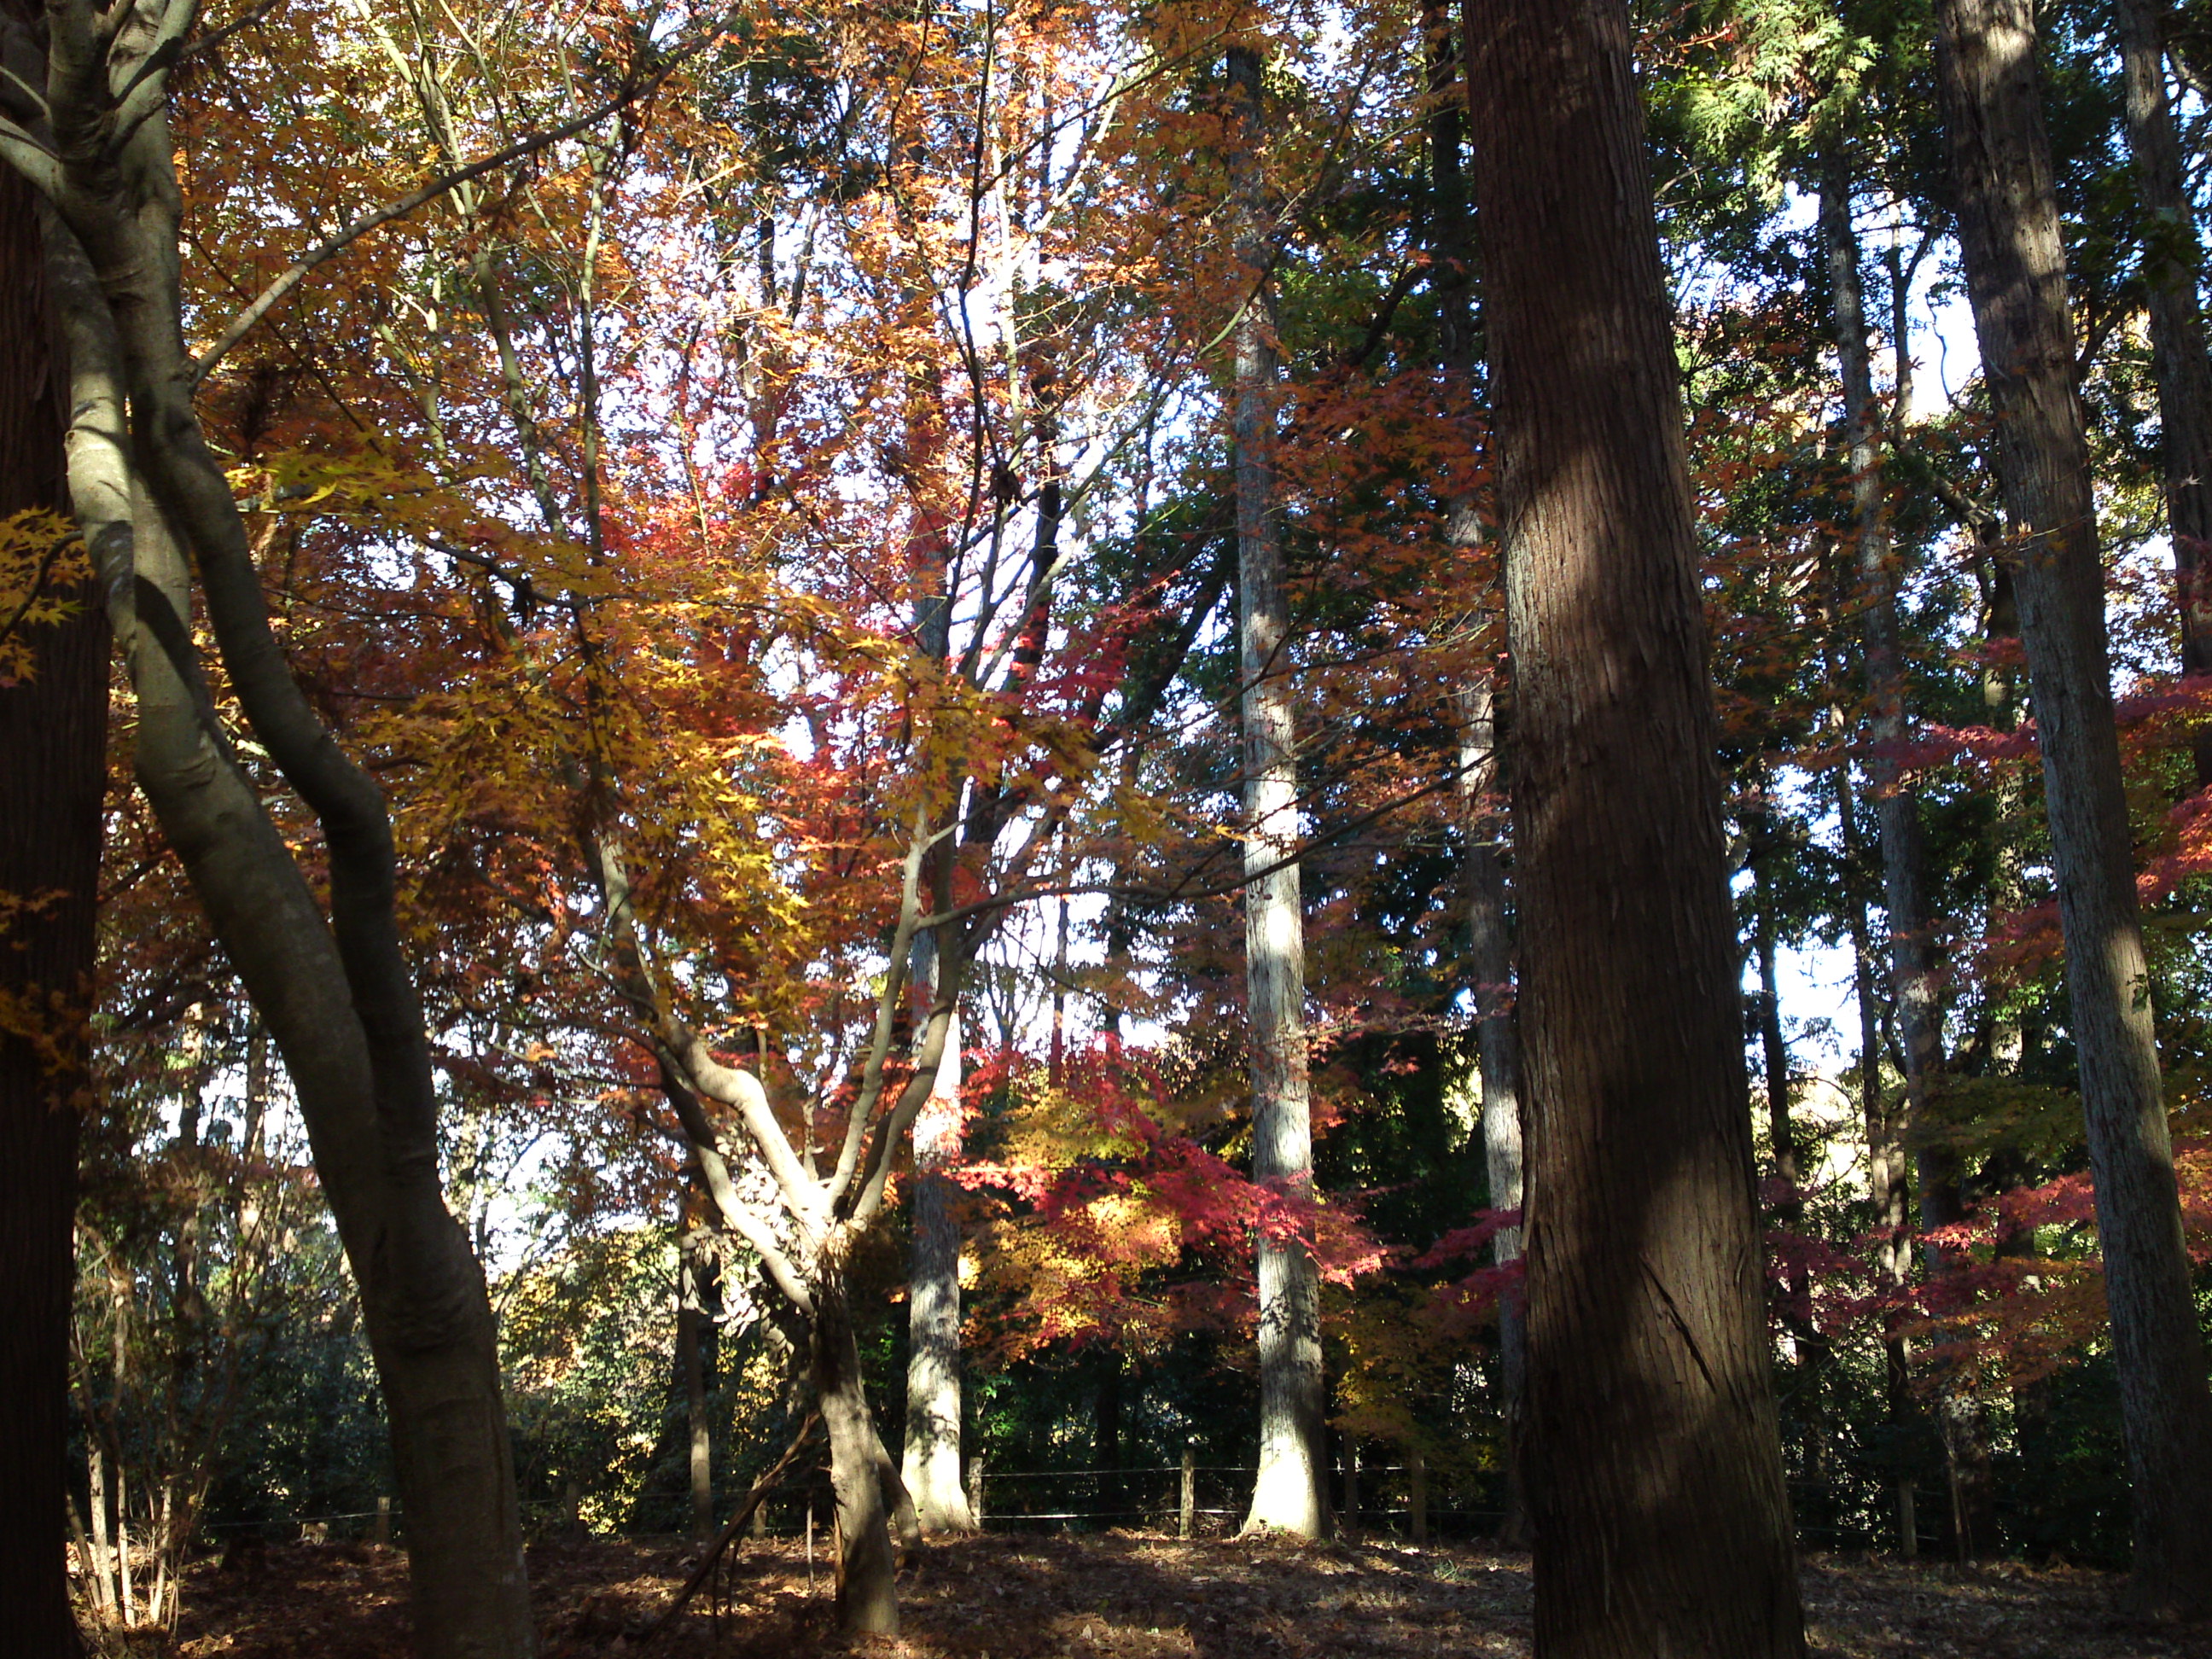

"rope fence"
[178,1461,1976,1561]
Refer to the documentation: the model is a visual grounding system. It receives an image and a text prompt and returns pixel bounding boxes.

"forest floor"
[132,1531,2209,1659]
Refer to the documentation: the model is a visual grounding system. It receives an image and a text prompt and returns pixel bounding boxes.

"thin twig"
[193,33,713,381]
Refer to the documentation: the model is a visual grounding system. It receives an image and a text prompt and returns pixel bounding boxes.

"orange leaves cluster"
[0,509,93,690]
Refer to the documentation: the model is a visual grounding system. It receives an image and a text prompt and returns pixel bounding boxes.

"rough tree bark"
[1227,40,1329,1541]
[0,102,96,1658]
[1933,0,2212,1615]
[1462,3,1807,1652]
[2,6,536,1654]
[2113,0,2212,784]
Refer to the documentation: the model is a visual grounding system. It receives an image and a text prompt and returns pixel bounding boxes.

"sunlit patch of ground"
[139,1531,2203,1657]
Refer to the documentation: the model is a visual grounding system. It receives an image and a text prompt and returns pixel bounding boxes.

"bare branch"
[192,39,706,380]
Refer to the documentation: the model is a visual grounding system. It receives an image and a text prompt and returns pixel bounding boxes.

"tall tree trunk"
[1424,0,1530,1548]
[1819,178,1947,1190]
[1832,741,1921,1553]
[1462,4,1806,1653]
[1227,41,1329,1540]
[901,978,975,1531]
[1455,684,1530,1545]
[22,21,537,1650]
[0,123,96,1659]
[1934,0,2212,1615]
[2114,0,2212,785]
[1822,169,1998,1557]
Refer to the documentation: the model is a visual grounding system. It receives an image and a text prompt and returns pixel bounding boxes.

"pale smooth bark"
[1934,0,2212,1615]
[1463,3,1805,1651]
[1227,42,1329,1541]
[1454,682,1529,1541]
[902,991,975,1532]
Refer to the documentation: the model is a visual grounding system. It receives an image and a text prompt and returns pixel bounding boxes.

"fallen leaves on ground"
[137,1531,2207,1658]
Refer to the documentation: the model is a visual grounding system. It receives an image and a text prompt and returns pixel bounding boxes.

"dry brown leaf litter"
[119,1532,2210,1658]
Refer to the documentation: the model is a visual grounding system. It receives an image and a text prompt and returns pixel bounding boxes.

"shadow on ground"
[153,1531,2203,1658]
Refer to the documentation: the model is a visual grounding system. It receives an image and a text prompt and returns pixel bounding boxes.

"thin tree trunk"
[1752,821,1827,1495]
[1824,168,2000,1554]
[1462,4,1806,1652]
[1227,41,1328,1540]
[1455,685,1530,1545]
[85,1437,114,1619]
[1934,0,2212,1615]
[1819,177,1947,1183]
[1830,719,1918,1553]
[678,1204,713,1543]
[1424,0,1531,1547]
[2113,0,2212,784]
[0,104,96,1658]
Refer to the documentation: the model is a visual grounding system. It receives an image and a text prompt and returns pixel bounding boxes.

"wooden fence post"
[967,1454,986,1528]
[373,1495,390,1549]
[564,1480,582,1542]
[1343,1440,1360,1535]
[1179,1444,1196,1539]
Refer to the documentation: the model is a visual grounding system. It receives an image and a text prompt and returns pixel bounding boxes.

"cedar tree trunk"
[0,125,96,1659]
[1462,3,1807,1652]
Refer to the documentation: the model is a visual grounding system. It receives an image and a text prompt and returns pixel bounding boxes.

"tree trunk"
[1819,177,1947,1172]
[812,1269,899,1633]
[1455,684,1530,1546]
[902,992,975,1532]
[23,26,537,1650]
[2113,0,2212,785]
[0,130,96,1657]
[1824,166,2002,1554]
[1830,713,1918,1554]
[1752,822,1826,1494]
[678,1208,714,1542]
[1227,42,1329,1540]
[1424,2,1531,1545]
[1934,0,2212,1615]
[1462,4,1806,1653]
